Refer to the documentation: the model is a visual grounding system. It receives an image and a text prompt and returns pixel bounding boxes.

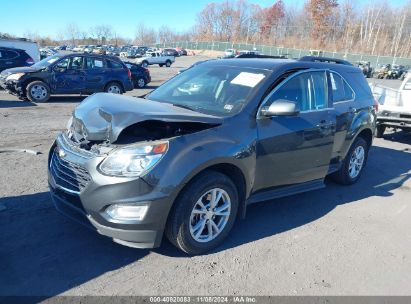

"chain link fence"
[156,41,411,68]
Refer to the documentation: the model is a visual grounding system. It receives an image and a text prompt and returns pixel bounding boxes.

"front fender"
[142,125,257,207]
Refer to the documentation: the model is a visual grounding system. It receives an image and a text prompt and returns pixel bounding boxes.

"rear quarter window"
[344,71,373,101]
[108,60,124,69]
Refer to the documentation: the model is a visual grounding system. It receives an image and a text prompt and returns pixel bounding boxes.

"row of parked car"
[0,41,153,102]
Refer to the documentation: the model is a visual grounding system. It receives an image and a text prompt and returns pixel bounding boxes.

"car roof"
[201,58,361,74]
[60,52,121,61]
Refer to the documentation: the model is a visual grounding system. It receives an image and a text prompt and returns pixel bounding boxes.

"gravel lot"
[0,56,410,297]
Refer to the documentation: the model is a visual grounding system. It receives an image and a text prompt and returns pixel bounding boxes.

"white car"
[72,45,85,52]
[224,49,236,57]
[135,51,175,67]
[371,74,411,137]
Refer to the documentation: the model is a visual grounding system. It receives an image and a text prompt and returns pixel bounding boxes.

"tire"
[166,170,239,255]
[26,81,50,103]
[105,82,123,94]
[165,60,171,67]
[135,77,146,88]
[375,125,386,138]
[331,137,369,185]
[142,61,149,68]
[159,64,164,67]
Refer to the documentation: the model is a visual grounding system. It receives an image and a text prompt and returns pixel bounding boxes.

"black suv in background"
[0,53,133,102]
[0,47,35,73]
[124,61,151,88]
[48,57,376,254]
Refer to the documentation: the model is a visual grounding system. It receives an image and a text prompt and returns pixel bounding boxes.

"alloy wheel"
[348,146,365,178]
[189,188,231,243]
[107,85,121,94]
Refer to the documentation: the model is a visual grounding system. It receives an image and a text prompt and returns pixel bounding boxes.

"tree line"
[1,0,411,58]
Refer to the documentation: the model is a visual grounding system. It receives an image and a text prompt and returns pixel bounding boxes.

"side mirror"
[261,99,300,117]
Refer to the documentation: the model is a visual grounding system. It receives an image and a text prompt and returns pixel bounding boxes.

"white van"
[0,38,40,62]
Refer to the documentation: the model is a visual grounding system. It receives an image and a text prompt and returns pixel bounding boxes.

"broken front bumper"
[47,133,173,249]
[0,79,24,96]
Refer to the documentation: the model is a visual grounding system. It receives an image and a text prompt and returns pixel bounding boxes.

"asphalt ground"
[0,55,410,297]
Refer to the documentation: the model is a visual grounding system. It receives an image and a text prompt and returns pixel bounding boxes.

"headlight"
[6,73,25,81]
[99,142,168,177]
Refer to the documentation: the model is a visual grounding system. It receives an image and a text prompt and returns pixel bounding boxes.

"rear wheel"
[142,61,149,68]
[375,125,386,138]
[26,81,50,103]
[166,171,238,255]
[331,137,369,185]
[135,77,146,88]
[105,82,122,94]
[159,64,164,67]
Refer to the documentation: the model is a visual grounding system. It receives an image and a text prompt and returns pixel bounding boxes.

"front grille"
[50,149,91,194]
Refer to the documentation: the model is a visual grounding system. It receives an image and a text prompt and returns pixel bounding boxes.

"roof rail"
[235,54,287,59]
[299,56,353,66]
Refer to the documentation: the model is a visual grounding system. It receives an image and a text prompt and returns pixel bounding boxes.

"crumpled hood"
[1,66,41,76]
[71,93,222,143]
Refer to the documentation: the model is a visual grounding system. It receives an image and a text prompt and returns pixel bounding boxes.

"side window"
[6,50,19,59]
[310,71,328,110]
[54,58,70,72]
[86,57,105,69]
[265,71,328,112]
[69,56,83,70]
[108,60,123,69]
[329,72,354,102]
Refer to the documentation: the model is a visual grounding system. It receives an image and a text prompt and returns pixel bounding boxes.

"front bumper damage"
[48,133,172,249]
[0,78,24,96]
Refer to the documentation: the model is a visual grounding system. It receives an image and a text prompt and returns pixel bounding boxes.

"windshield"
[31,54,62,69]
[148,64,269,116]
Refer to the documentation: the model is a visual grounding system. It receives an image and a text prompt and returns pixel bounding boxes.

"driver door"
[254,70,336,191]
[52,56,86,93]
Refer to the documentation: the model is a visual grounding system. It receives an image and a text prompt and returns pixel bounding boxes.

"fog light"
[105,204,149,221]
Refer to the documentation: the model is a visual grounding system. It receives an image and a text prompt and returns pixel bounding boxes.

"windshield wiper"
[171,104,196,111]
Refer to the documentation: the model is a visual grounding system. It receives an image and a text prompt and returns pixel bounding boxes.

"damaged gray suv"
[48,57,376,254]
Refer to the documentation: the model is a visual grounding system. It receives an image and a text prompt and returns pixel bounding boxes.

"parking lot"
[1,55,411,297]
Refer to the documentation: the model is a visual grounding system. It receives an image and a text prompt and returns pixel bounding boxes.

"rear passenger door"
[84,57,108,92]
[255,70,337,191]
[327,71,356,162]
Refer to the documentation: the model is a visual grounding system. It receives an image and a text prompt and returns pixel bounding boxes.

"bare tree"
[134,23,157,45]
[65,23,80,45]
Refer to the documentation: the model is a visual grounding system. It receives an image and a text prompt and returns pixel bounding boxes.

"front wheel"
[165,60,171,67]
[166,171,238,255]
[26,81,50,103]
[142,61,149,68]
[331,137,369,185]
